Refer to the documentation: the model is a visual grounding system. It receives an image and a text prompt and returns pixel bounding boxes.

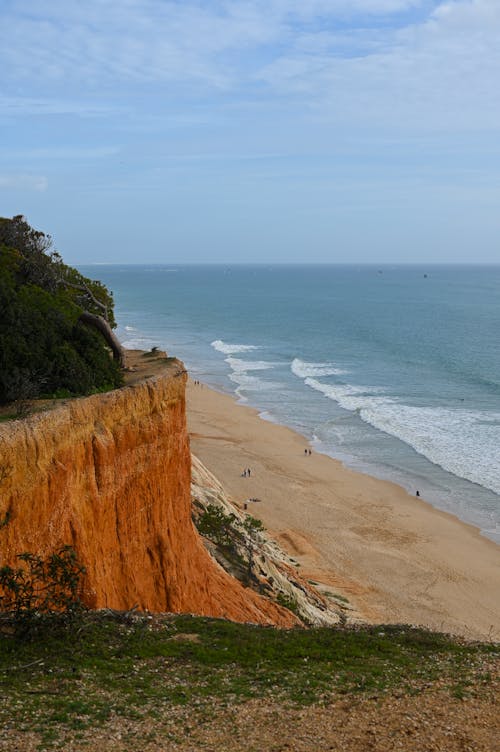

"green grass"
[0,613,497,746]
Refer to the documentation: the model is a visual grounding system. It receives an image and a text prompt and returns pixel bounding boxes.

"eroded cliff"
[0,359,296,626]
[192,454,345,626]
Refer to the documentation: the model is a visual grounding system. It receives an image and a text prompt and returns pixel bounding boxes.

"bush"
[197,505,238,548]
[0,545,86,637]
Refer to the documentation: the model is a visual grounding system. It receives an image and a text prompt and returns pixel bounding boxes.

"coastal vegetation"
[0,545,86,638]
[194,502,275,594]
[0,215,123,407]
[0,612,497,749]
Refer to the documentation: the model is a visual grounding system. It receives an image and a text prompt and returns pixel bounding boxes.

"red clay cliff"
[0,358,296,627]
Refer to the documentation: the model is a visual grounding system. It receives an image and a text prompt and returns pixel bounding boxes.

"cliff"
[0,358,297,627]
[192,454,345,626]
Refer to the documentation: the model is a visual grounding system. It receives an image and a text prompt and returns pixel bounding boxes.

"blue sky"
[1,0,499,263]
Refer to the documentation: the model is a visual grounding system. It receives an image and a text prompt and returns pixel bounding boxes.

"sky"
[1,0,499,264]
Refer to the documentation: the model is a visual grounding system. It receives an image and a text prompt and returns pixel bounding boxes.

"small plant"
[0,545,86,636]
[276,592,301,616]
[0,465,12,530]
[142,346,161,359]
[197,505,237,548]
[242,515,265,536]
[0,509,11,530]
[45,387,73,399]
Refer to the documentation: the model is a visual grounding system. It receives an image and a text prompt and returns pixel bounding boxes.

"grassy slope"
[0,614,498,749]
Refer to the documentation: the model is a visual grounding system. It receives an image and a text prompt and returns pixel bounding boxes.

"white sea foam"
[291,358,348,378]
[124,325,137,332]
[226,357,273,373]
[210,347,280,401]
[211,339,259,354]
[305,377,500,496]
[229,371,270,393]
[227,358,279,400]
[305,378,384,407]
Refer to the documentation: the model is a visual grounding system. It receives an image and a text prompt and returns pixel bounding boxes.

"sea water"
[78,264,500,543]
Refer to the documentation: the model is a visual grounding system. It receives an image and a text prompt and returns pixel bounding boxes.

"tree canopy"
[0,216,123,405]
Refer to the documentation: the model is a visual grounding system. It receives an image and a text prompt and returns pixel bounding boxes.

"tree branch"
[61,278,109,320]
[78,312,124,367]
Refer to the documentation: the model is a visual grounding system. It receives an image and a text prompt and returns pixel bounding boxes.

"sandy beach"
[187,380,500,640]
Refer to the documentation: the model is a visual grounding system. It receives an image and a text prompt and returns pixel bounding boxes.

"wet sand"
[187,380,500,639]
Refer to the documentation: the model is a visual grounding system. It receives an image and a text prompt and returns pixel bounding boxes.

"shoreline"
[187,378,500,640]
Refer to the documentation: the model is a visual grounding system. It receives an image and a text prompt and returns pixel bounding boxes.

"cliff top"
[0,349,182,424]
[122,349,183,386]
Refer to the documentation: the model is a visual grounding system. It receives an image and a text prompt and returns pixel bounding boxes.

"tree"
[0,216,124,404]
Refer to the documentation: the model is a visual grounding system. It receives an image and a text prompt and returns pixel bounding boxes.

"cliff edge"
[0,355,296,626]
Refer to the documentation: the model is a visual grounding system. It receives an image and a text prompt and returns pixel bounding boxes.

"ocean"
[79,264,500,544]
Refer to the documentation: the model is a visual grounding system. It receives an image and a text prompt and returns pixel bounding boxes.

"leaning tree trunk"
[79,311,125,368]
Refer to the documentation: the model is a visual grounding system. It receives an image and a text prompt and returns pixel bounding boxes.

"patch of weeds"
[0,413,17,422]
[276,592,301,617]
[332,593,350,604]
[40,388,72,399]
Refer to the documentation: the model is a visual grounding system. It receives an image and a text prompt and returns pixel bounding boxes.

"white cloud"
[0,0,276,88]
[0,96,113,117]
[0,146,120,160]
[0,174,48,192]
[1,0,499,133]
[256,0,500,130]
[0,0,427,89]
[253,0,423,18]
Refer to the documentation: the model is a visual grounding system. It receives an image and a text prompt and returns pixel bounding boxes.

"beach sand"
[187,380,500,640]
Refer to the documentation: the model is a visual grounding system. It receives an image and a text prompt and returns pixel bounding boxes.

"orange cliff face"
[0,362,297,627]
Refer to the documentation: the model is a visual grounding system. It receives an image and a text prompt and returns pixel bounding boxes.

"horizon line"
[75,260,500,267]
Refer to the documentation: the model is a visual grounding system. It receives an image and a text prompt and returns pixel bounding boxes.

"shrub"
[197,505,237,548]
[0,545,86,637]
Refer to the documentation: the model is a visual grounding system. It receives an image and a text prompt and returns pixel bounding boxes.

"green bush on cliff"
[0,216,122,405]
[0,545,86,637]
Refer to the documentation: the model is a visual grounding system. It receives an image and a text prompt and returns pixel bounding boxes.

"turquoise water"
[79,264,500,543]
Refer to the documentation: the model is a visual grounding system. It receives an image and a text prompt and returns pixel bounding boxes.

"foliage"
[0,215,122,405]
[276,591,301,615]
[0,545,86,636]
[195,504,270,591]
[196,506,265,549]
[242,514,265,535]
[196,505,238,548]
